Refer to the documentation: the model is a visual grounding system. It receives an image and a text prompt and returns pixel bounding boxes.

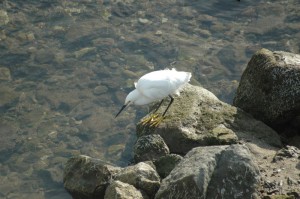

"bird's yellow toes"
[141,114,163,127]
[149,116,165,127]
[141,114,163,126]
[141,114,156,125]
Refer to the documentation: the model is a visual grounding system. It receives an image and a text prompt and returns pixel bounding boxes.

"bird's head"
[115,89,138,118]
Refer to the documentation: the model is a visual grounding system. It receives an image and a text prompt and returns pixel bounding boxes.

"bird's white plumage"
[125,68,191,106]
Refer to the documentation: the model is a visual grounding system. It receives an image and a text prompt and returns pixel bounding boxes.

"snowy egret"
[115,68,192,126]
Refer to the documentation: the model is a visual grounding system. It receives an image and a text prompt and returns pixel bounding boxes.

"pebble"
[34,49,55,64]
[155,30,163,36]
[93,85,108,95]
[122,69,139,78]
[0,67,11,81]
[48,131,58,139]
[0,10,9,25]
[74,47,96,58]
[109,61,120,69]
[53,25,66,33]
[287,177,297,185]
[161,17,168,23]
[138,18,150,24]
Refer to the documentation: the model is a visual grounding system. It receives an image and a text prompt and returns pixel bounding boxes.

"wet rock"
[34,49,55,64]
[114,162,160,198]
[133,134,169,163]
[0,86,19,111]
[93,85,108,95]
[217,45,239,73]
[111,2,137,17]
[155,144,260,199]
[104,180,145,199]
[37,88,80,113]
[0,121,19,162]
[138,18,151,24]
[53,25,66,33]
[233,49,300,135]
[153,154,182,178]
[0,67,11,81]
[154,30,163,36]
[63,155,121,199]
[108,61,119,69]
[137,84,281,155]
[122,69,139,78]
[121,36,176,67]
[0,10,9,25]
[74,47,96,59]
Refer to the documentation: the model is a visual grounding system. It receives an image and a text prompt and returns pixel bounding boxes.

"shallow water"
[0,0,299,198]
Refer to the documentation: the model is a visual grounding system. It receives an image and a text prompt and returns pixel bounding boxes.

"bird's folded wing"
[136,79,171,100]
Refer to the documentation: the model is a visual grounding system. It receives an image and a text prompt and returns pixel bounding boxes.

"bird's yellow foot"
[140,114,165,127]
[140,113,159,125]
[149,115,165,127]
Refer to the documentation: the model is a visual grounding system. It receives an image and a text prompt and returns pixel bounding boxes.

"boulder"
[233,48,300,135]
[63,155,121,199]
[137,84,282,155]
[134,134,170,163]
[114,162,160,198]
[155,144,260,199]
[104,180,145,199]
[153,154,183,178]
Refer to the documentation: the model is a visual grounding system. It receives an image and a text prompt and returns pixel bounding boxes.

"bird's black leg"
[154,99,164,113]
[162,95,174,116]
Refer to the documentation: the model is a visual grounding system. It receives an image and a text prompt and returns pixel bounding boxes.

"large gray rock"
[137,84,282,155]
[233,48,300,133]
[155,144,260,199]
[63,155,121,199]
[104,180,145,199]
[114,162,160,198]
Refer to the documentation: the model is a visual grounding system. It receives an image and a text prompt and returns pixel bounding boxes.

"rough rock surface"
[104,180,145,199]
[153,154,183,179]
[114,162,160,198]
[136,84,282,155]
[233,48,300,135]
[155,144,260,199]
[134,134,170,162]
[63,155,121,199]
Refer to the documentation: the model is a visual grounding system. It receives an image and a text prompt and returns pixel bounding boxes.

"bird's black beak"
[115,104,127,118]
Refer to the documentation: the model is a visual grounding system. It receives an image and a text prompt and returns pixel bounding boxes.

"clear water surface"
[0,0,299,198]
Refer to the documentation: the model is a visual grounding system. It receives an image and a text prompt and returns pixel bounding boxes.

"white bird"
[115,68,191,125]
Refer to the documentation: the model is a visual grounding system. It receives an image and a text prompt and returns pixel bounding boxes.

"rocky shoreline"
[63,49,300,199]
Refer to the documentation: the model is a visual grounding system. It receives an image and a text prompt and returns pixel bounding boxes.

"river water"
[0,0,299,198]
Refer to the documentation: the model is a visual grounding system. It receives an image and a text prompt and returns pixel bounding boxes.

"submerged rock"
[155,144,260,199]
[233,48,300,135]
[0,121,19,162]
[0,10,9,25]
[0,86,19,111]
[0,67,11,81]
